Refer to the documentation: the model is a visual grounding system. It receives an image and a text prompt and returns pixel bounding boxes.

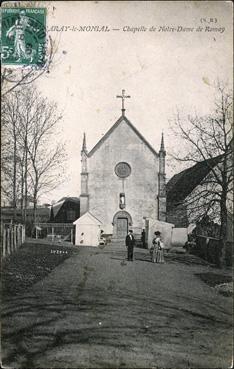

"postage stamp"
[1,8,46,66]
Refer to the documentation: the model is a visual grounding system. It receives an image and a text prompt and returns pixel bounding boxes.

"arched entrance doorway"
[112,211,132,239]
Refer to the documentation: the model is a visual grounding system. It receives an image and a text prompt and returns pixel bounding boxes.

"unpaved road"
[2,246,232,368]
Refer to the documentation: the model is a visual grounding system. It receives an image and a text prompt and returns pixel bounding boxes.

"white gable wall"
[75,224,101,246]
[74,212,101,226]
[87,119,159,232]
[73,212,102,246]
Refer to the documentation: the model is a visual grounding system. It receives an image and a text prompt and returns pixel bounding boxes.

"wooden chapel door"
[116,217,128,238]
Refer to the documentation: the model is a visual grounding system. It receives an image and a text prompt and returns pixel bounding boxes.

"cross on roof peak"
[116,89,131,116]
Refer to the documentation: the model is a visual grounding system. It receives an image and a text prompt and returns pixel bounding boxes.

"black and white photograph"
[1,1,233,368]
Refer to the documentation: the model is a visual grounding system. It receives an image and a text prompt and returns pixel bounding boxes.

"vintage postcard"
[1,1,233,368]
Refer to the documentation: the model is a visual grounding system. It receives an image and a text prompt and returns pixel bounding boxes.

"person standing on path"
[154,231,165,263]
[150,232,159,263]
[125,230,135,261]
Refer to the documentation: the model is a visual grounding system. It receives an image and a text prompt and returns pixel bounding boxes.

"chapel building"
[80,96,166,240]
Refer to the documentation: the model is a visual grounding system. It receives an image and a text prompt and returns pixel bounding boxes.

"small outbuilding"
[148,219,174,250]
[73,212,102,247]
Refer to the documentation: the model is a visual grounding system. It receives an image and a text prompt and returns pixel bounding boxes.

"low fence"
[189,234,232,267]
[34,223,74,243]
[195,235,220,265]
[1,223,25,257]
[224,241,233,267]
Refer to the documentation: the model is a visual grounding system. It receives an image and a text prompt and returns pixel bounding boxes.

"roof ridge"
[88,211,102,223]
[88,115,158,157]
[78,211,102,224]
[166,154,223,204]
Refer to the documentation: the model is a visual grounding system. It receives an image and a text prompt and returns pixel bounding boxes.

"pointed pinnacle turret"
[159,132,166,154]
[81,132,88,154]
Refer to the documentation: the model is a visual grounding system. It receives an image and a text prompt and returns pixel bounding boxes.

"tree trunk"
[24,135,28,223]
[32,172,39,225]
[13,133,17,221]
[20,162,24,217]
[33,191,38,225]
[219,193,228,267]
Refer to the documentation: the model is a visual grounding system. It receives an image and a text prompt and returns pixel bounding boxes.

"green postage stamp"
[1,8,46,66]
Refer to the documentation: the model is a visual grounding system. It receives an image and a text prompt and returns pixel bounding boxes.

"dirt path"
[2,246,232,368]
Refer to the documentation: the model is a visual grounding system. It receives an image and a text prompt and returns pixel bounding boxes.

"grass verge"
[2,243,74,296]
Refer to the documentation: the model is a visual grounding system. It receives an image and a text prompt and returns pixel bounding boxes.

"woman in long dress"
[150,234,159,263]
[150,231,159,263]
[155,231,165,264]
[153,231,165,263]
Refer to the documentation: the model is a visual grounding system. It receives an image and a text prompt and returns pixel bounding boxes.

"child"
[80,232,84,244]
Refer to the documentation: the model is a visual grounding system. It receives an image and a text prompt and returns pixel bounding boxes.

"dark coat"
[125,234,135,248]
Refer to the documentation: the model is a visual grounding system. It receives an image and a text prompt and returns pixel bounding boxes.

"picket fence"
[1,223,25,257]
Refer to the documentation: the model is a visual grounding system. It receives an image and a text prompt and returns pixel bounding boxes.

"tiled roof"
[52,197,80,218]
[166,155,223,205]
[51,200,64,218]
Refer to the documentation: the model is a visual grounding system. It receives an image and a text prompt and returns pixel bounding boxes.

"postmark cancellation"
[1,8,46,66]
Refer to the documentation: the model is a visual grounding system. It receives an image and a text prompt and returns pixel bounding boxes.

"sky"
[35,1,233,204]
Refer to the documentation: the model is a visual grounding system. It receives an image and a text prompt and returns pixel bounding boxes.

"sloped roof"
[88,115,158,157]
[58,197,80,203]
[52,197,80,218]
[52,200,64,218]
[166,155,223,205]
[73,211,102,225]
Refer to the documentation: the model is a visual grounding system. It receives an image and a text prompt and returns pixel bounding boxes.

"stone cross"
[116,89,131,116]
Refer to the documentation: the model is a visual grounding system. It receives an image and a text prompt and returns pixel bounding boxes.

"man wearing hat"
[125,230,135,261]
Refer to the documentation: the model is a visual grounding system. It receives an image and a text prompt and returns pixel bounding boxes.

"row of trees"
[1,3,64,225]
[2,86,66,223]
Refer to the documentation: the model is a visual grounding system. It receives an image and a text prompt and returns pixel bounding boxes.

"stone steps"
[101,240,126,252]
[109,241,126,248]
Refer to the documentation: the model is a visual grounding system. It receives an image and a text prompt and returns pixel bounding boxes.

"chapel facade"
[80,99,166,239]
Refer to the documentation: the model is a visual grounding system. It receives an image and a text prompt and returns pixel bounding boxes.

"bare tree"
[1,42,54,98]
[20,86,66,222]
[170,82,233,264]
[2,86,67,224]
[1,92,21,217]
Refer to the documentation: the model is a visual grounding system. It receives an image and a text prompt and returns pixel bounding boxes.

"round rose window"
[115,162,131,178]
